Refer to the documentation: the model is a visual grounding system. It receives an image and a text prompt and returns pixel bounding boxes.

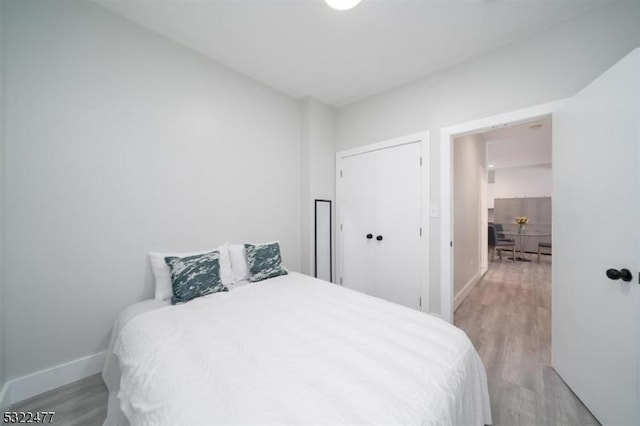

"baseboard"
[0,382,10,410]
[8,351,106,405]
[454,270,482,311]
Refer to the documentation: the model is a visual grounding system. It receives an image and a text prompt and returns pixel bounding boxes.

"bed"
[103,272,491,425]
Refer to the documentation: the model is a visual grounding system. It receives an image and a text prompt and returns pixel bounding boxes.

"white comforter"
[113,273,491,425]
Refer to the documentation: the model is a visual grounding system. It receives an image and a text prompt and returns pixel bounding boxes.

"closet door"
[339,142,423,310]
[374,143,422,309]
[340,152,376,296]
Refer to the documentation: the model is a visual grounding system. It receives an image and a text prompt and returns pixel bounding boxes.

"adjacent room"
[1,0,639,425]
[452,118,562,424]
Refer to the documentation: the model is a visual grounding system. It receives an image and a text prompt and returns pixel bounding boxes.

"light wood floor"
[13,257,599,425]
[455,256,600,425]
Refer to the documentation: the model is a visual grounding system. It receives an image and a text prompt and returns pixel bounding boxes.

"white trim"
[0,382,10,410]
[337,131,428,159]
[440,99,568,323]
[420,133,431,313]
[335,153,343,286]
[454,270,482,311]
[478,167,488,276]
[336,131,430,312]
[7,351,105,405]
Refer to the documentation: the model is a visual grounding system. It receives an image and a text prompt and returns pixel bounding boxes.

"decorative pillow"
[244,241,288,282]
[228,244,250,282]
[164,251,228,304]
[150,245,233,301]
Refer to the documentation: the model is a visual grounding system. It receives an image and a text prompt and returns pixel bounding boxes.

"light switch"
[430,205,439,218]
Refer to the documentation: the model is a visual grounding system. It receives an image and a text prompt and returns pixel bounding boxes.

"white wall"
[336,1,640,313]
[453,134,485,299]
[489,165,553,207]
[300,98,335,278]
[0,0,6,402]
[4,0,302,380]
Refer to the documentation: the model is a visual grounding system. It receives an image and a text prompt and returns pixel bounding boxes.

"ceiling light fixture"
[488,164,495,168]
[324,0,362,11]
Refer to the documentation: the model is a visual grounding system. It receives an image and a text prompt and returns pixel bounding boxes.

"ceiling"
[484,117,552,169]
[96,0,608,107]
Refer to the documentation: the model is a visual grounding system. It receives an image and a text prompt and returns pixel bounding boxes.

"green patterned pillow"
[244,242,288,282]
[164,251,228,305]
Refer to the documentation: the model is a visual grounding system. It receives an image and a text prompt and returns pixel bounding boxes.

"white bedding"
[103,299,171,426]
[108,273,491,425]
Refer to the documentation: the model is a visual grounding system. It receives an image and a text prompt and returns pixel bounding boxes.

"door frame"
[439,100,566,323]
[479,166,488,276]
[336,131,430,312]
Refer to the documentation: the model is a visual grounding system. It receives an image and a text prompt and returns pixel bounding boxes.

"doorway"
[440,100,564,322]
[441,50,640,425]
[450,116,553,313]
[447,113,597,425]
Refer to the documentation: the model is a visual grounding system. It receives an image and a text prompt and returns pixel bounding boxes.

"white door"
[340,152,376,296]
[339,142,423,309]
[553,49,639,425]
[374,143,422,309]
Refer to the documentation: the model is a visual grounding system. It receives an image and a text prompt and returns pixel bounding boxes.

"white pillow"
[217,244,234,286]
[228,244,249,282]
[149,245,234,301]
[218,245,233,286]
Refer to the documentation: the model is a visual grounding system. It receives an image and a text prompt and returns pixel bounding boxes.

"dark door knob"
[366,233,373,239]
[606,268,633,282]
[376,235,383,241]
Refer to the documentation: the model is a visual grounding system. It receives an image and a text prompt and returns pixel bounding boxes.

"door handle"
[366,233,373,239]
[606,268,632,282]
[376,235,383,241]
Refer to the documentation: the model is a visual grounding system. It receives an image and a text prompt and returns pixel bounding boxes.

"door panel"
[374,143,422,309]
[553,49,639,425]
[340,153,376,296]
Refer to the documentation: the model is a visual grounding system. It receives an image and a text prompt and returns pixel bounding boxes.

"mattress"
[105,272,491,425]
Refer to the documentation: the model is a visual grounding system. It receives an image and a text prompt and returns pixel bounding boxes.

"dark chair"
[489,224,516,262]
[493,223,514,243]
[537,242,552,263]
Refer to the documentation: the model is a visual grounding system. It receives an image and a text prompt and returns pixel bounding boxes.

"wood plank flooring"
[455,257,600,425]
[10,374,107,426]
[12,257,598,425]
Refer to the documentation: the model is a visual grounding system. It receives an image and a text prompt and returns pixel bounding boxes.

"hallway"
[455,259,599,425]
